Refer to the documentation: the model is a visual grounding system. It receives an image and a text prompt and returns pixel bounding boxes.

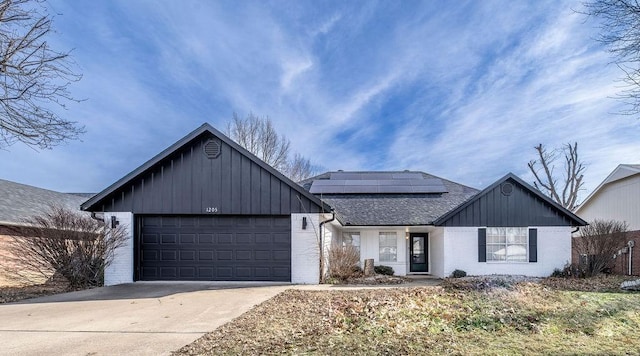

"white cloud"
[2,0,638,198]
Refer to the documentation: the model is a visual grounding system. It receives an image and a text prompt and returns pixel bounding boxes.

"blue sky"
[1,0,638,200]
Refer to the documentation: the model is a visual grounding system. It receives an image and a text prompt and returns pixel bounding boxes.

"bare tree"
[286,153,315,183]
[0,0,84,149]
[573,219,628,277]
[2,205,127,288]
[527,142,585,211]
[582,0,640,116]
[226,112,317,181]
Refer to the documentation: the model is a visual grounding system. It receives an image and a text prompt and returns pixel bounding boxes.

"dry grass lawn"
[175,275,640,356]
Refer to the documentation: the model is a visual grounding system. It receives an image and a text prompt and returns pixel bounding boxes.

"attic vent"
[501,182,514,196]
[203,139,221,159]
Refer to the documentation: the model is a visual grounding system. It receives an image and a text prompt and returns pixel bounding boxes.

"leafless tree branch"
[581,0,640,117]
[528,142,585,211]
[573,219,629,276]
[1,205,127,288]
[0,0,84,149]
[226,112,317,181]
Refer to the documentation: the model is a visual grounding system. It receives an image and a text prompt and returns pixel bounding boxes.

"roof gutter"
[318,211,336,284]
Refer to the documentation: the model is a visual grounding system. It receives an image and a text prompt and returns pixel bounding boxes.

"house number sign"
[205,207,219,213]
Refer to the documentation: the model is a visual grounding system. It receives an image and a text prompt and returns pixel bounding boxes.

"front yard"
[176,275,640,355]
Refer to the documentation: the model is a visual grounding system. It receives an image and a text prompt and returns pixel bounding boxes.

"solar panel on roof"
[391,173,424,180]
[330,172,418,180]
[309,176,448,194]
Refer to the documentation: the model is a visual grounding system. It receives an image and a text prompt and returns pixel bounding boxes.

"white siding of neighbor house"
[104,212,134,286]
[577,174,640,231]
[430,227,445,278]
[291,213,329,284]
[345,227,408,276]
[441,226,571,278]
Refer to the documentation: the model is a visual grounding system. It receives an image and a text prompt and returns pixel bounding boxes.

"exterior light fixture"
[111,216,119,228]
[302,217,307,230]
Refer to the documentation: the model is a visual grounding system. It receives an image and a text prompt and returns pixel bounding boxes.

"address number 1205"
[205,207,219,213]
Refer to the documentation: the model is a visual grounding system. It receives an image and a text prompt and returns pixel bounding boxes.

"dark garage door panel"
[139,215,291,281]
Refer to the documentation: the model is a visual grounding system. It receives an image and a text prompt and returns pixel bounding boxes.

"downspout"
[90,212,105,222]
[571,227,580,234]
[318,211,336,284]
[628,240,635,276]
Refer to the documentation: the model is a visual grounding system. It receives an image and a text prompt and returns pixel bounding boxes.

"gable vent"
[203,139,221,159]
[501,182,513,196]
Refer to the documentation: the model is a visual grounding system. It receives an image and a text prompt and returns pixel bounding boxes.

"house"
[0,179,89,284]
[574,164,640,275]
[304,171,586,279]
[81,123,587,285]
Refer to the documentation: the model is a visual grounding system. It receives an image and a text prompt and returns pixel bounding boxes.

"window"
[379,232,397,262]
[486,227,528,262]
[343,232,361,257]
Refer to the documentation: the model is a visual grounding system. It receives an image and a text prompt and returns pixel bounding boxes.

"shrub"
[550,268,564,278]
[550,263,587,278]
[573,219,628,277]
[2,205,128,289]
[450,269,467,278]
[328,244,361,281]
[374,265,394,276]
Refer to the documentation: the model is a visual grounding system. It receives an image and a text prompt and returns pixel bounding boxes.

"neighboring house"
[82,123,587,285]
[0,179,89,284]
[0,178,90,232]
[574,164,640,275]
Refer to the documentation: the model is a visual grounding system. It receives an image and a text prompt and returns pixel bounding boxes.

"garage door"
[138,215,291,281]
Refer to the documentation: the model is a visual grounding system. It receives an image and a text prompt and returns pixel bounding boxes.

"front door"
[409,233,428,272]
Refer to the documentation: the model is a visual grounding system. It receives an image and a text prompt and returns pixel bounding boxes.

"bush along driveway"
[0,282,289,356]
[176,275,640,355]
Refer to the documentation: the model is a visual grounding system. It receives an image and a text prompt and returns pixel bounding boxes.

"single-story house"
[0,179,90,284]
[574,164,640,275]
[81,123,587,285]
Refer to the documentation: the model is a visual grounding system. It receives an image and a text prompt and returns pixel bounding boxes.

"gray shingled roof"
[0,179,90,225]
[301,171,479,226]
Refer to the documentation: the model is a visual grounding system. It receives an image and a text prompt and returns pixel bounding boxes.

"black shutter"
[529,228,537,263]
[478,228,486,262]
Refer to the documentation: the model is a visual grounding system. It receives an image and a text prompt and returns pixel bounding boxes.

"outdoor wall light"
[111,216,120,228]
[302,217,307,230]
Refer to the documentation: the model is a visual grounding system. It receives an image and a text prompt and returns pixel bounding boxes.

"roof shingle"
[302,171,479,226]
[0,179,89,225]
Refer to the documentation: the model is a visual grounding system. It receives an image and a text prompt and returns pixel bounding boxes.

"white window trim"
[342,231,361,257]
[379,231,398,262]
[485,227,529,264]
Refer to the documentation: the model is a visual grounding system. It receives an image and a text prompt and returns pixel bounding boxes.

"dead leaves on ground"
[175,276,640,356]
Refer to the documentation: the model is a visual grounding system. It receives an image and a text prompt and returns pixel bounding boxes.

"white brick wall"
[291,213,324,284]
[343,228,408,276]
[430,227,445,278]
[104,212,133,286]
[442,226,572,277]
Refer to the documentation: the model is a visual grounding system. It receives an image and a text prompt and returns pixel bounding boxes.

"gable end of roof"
[81,123,331,213]
[434,173,587,227]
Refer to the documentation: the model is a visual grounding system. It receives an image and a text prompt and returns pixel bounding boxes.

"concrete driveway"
[0,282,290,356]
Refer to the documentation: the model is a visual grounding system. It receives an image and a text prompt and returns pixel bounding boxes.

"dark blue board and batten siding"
[94,132,322,215]
[437,177,576,227]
